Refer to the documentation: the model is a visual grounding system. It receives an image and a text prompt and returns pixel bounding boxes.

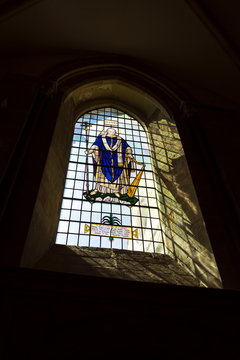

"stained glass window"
[56,107,165,253]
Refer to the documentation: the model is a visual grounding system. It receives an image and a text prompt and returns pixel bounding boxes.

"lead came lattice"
[56,107,164,253]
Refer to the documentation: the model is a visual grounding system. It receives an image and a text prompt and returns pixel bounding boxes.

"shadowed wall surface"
[1,268,239,358]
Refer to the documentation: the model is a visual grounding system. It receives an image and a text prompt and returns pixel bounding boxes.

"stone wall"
[21,96,76,267]
[148,118,222,288]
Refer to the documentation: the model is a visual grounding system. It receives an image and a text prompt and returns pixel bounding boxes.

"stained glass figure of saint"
[84,127,145,205]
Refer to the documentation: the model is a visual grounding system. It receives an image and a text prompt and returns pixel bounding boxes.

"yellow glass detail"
[84,224,91,233]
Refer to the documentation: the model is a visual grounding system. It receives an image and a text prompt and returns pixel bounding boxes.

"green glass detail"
[83,191,139,206]
[101,213,121,241]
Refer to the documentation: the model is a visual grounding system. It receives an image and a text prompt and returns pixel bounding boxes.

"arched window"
[56,107,164,253]
[21,69,221,288]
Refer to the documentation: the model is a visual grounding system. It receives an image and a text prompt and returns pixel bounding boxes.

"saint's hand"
[85,149,94,155]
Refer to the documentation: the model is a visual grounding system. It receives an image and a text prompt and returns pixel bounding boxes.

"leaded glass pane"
[56,107,165,253]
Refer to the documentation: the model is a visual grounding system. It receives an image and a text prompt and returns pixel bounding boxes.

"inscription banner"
[84,223,138,239]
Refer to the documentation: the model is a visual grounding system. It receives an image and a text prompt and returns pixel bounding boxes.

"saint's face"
[106,128,117,137]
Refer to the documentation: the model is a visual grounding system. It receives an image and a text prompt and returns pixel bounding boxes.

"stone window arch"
[21,66,222,288]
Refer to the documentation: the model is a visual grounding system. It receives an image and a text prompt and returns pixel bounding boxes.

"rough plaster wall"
[36,245,200,287]
[149,118,222,288]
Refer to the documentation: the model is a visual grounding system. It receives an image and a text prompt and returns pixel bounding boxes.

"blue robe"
[92,136,130,183]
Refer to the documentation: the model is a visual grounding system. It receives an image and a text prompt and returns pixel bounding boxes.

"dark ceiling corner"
[185,0,240,71]
[0,0,42,23]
